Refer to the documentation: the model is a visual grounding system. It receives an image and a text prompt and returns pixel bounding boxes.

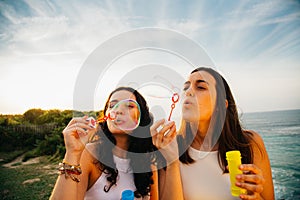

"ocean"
[241,109,300,200]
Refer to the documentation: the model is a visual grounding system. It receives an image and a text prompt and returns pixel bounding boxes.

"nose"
[115,104,126,115]
[115,109,123,115]
[185,87,194,97]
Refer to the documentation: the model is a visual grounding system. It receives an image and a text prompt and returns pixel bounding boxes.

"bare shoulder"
[245,131,275,198]
[245,130,265,146]
[245,130,268,160]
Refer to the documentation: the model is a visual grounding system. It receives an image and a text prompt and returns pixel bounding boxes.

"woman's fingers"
[150,119,164,145]
[64,118,93,134]
[67,116,89,126]
[62,116,96,152]
[236,174,265,185]
[151,120,178,163]
[161,121,175,136]
[152,120,175,148]
[150,119,166,134]
[236,180,264,194]
[236,164,265,199]
[239,192,261,200]
[65,126,86,138]
[162,123,176,142]
[240,164,263,176]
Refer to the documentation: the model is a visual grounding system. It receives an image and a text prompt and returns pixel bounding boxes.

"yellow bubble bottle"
[226,150,247,196]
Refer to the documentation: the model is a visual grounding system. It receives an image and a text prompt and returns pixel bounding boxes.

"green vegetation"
[0,108,100,158]
[0,156,58,200]
[0,108,102,199]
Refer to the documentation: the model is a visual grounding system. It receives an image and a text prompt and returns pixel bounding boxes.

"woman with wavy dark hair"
[51,87,159,200]
[151,67,274,199]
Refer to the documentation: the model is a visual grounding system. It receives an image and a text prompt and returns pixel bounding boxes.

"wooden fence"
[0,123,59,134]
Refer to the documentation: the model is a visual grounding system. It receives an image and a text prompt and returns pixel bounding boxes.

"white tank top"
[84,155,137,200]
[180,147,240,200]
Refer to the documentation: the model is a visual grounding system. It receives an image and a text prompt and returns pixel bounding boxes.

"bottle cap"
[226,150,241,160]
[121,190,134,200]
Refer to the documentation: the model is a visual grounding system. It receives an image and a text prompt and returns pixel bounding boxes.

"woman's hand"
[62,116,95,158]
[150,119,178,164]
[236,164,265,200]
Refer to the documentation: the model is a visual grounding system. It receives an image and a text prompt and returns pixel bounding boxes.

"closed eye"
[109,104,116,109]
[183,86,189,91]
[197,86,206,90]
[127,104,135,108]
[183,81,190,91]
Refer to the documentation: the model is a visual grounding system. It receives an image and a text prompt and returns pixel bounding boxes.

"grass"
[0,152,58,200]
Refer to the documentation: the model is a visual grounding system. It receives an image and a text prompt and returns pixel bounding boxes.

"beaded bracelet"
[58,161,82,182]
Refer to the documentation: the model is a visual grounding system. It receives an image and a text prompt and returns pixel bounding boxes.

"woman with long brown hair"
[51,87,160,200]
[151,67,274,199]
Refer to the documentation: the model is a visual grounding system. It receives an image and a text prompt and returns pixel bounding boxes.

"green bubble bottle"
[226,150,247,196]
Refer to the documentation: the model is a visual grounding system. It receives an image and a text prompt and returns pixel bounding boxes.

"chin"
[108,125,121,134]
[110,126,134,135]
[182,113,198,123]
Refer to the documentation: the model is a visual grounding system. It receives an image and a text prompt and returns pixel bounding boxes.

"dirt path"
[2,154,40,168]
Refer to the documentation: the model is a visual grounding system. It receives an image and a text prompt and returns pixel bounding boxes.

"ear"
[225,99,228,108]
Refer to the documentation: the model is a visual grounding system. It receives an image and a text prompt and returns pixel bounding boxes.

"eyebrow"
[184,79,209,85]
[196,80,209,84]
[109,99,118,104]
[109,98,136,103]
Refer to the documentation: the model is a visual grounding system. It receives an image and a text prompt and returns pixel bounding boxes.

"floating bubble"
[100,99,141,132]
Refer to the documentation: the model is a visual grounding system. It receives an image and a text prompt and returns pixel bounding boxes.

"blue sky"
[0,0,300,114]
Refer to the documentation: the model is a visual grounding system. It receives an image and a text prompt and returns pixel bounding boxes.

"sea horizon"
[242,109,300,199]
[1,107,300,116]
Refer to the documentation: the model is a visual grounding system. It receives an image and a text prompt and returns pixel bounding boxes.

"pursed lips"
[113,117,125,124]
[184,99,193,105]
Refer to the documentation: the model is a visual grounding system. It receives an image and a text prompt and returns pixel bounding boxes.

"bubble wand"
[168,93,179,121]
[85,113,116,129]
[97,112,116,122]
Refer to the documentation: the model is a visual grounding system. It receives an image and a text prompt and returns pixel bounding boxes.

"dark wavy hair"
[177,67,262,173]
[92,86,158,197]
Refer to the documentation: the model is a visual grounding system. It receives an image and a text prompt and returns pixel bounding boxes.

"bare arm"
[237,131,275,200]
[50,150,92,200]
[252,131,274,199]
[158,160,184,200]
[49,116,96,200]
[149,164,159,200]
[151,119,184,200]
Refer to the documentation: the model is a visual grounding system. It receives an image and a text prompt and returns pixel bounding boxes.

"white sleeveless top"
[84,155,137,200]
[180,147,240,200]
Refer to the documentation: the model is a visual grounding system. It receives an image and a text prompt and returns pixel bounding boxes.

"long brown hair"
[177,67,260,172]
[93,86,156,197]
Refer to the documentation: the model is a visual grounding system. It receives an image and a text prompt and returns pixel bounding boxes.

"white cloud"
[155,19,204,36]
[2,1,131,57]
[260,12,300,26]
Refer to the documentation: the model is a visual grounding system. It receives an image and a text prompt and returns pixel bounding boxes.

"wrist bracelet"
[58,162,82,182]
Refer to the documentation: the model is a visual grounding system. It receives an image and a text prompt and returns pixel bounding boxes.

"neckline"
[189,147,218,160]
[113,155,132,173]
[113,154,131,163]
